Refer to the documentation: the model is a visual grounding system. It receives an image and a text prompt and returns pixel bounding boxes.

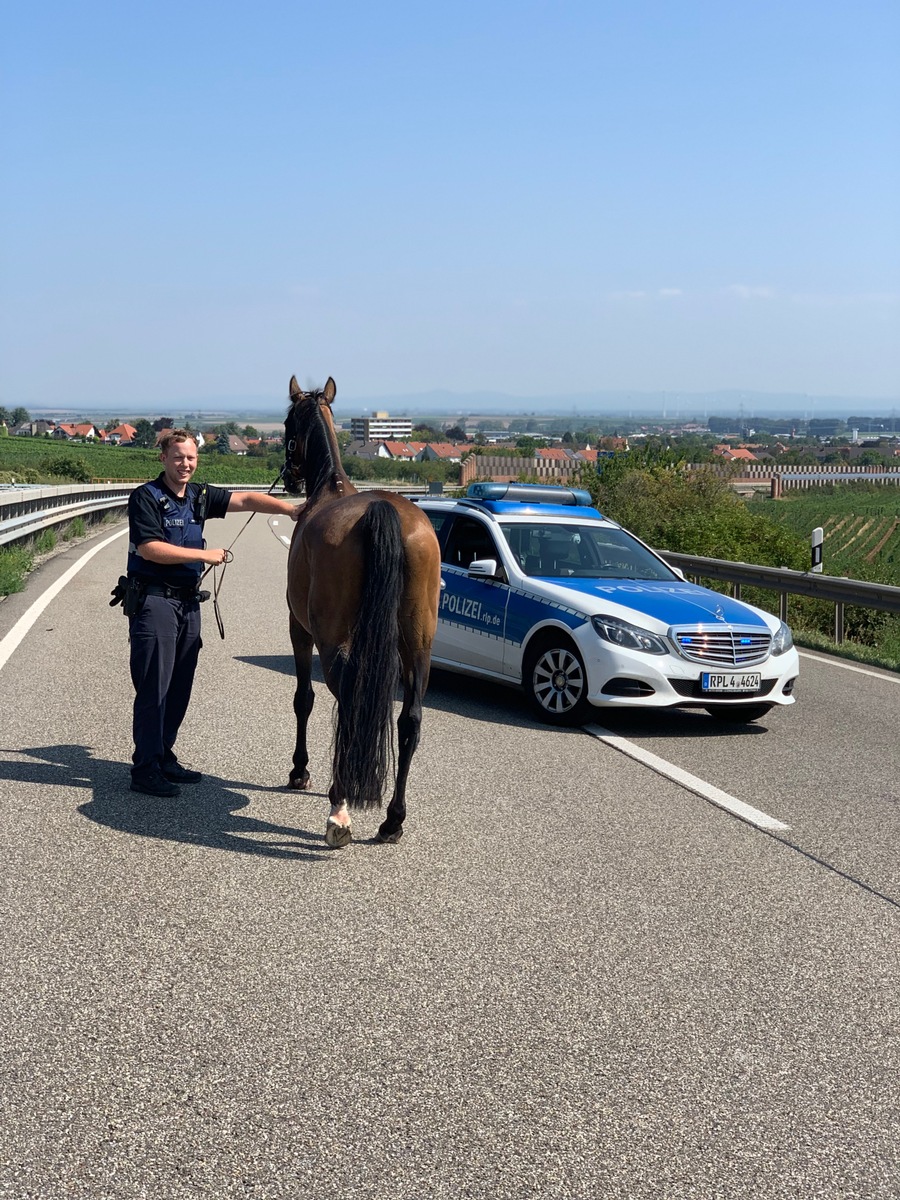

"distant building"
[342,439,382,460]
[14,420,56,437]
[350,412,413,442]
[53,423,97,440]
[104,423,138,445]
[712,444,758,462]
[416,443,466,463]
[378,441,425,460]
[476,431,517,445]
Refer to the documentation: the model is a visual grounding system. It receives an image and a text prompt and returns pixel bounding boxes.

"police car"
[413,483,799,726]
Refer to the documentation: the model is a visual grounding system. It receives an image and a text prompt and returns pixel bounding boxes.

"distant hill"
[337,389,899,419]
[27,388,898,423]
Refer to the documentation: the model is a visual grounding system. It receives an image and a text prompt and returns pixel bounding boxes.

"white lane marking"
[267,516,292,548]
[585,722,792,833]
[0,528,129,674]
[798,649,900,682]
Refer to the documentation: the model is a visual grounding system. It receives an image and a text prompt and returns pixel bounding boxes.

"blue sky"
[2,0,898,411]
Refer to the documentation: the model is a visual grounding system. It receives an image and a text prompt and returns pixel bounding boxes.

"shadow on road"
[426,670,772,740]
[3,744,334,861]
[234,653,316,679]
[237,652,541,729]
[236,654,772,738]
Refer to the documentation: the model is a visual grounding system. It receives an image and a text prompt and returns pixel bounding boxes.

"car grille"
[670,625,771,667]
[670,677,778,700]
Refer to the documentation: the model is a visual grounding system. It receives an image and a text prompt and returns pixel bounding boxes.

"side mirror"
[671,566,685,580]
[468,558,499,579]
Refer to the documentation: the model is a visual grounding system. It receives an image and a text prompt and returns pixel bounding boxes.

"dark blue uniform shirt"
[127,476,231,586]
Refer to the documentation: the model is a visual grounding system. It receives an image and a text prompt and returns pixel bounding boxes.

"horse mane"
[289,389,340,497]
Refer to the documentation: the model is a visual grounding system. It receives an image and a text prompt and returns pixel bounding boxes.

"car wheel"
[524,639,591,726]
[705,703,774,723]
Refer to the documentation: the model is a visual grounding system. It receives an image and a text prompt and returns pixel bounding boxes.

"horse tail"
[333,500,404,809]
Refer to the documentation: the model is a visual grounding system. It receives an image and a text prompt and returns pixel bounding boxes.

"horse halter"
[282,400,305,493]
[280,436,301,492]
[282,392,334,494]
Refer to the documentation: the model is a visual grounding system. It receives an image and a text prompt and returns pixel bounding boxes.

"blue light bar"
[466,483,594,506]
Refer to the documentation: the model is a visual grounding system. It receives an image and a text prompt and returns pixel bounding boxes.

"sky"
[2,0,898,413]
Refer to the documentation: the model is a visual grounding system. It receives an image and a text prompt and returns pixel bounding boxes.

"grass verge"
[0,545,35,595]
[0,511,124,597]
[793,628,900,673]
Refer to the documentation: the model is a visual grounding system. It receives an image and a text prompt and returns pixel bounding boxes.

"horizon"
[20,386,900,428]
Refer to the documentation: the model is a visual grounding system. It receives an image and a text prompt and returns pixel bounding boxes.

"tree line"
[0,406,31,428]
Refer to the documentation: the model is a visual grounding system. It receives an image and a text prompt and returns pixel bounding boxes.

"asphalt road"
[1,516,898,1199]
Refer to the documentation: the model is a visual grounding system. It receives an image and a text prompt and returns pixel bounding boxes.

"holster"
[109,576,146,618]
[109,577,128,608]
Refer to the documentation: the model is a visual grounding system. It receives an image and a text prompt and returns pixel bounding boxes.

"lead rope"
[199,473,285,639]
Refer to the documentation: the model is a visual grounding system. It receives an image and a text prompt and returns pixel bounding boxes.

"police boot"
[131,767,181,797]
[161,756,202,784]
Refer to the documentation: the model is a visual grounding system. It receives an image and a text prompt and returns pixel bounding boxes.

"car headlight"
[771,620,794,656]
[591,614,669,655]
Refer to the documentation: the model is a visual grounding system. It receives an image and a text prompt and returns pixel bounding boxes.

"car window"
[424,511,452,539]
[500,522,677,580]
[501,524,584,575]
[443,516,500,569]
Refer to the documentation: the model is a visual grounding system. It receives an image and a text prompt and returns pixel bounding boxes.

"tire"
[705,703,774,724]
[523,638,592,726]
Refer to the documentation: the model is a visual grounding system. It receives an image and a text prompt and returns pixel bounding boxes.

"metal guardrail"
[0,483,135,547]
[0,481,427,548]
[661,551,900,644]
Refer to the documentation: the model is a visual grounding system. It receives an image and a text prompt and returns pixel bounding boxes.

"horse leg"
[288,614,315,790]
[377,658,426,844]
[325,781,353,848]
[321,648,353,848]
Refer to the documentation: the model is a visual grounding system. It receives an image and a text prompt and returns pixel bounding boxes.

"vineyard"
[0,436,457,488]
[746,485,900,668]
[0,437,280,485]
[747,486,900,586]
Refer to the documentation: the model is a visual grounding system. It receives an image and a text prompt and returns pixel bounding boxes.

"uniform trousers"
[129,593,201,774]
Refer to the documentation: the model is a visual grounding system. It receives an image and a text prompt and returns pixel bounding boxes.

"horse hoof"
[288,773,311,790]
[325,817,352,848]
[375,824,403,844]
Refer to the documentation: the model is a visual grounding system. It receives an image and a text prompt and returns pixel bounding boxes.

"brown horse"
[282,376,441,847]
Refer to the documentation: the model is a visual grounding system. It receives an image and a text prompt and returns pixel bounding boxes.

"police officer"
[127,429,301,797]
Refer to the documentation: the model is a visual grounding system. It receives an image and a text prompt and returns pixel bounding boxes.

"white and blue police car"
[412,482,799,726]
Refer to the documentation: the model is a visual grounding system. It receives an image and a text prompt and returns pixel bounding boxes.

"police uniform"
[127,474,231,781]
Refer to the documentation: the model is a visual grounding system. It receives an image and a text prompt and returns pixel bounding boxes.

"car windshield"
[499,522,678,580]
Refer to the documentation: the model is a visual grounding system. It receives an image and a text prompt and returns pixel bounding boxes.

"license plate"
[701,672,761,693]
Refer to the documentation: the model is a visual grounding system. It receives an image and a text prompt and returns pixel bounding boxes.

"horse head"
[283,375,337,496]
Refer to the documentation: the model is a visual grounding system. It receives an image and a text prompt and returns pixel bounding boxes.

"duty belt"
[142,583,204,602]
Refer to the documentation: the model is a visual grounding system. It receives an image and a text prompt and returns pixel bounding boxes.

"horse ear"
[323,377,336,404]
[289,376,302,400]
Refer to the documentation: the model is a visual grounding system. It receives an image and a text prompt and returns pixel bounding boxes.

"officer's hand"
[288,504,303,522]
[205,547,228,565]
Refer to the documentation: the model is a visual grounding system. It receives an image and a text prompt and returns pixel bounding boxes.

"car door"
[434,514,511,674]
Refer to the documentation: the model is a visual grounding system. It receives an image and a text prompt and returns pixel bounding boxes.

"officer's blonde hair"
[159,429,197,454]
